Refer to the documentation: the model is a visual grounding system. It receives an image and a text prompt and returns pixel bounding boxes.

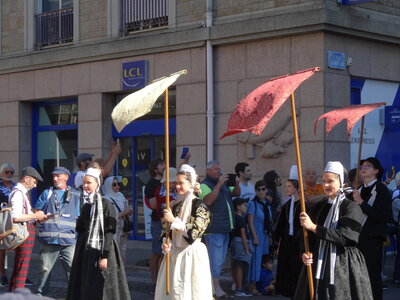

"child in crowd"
[230,198,253,297]
[256,255,276,296]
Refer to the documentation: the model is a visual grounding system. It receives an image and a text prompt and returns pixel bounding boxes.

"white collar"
[364,179,377,187]
[15,182,28,194]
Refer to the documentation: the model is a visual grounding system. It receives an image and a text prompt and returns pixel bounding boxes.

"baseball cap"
[76,153,94,164]
[52,166,71,176]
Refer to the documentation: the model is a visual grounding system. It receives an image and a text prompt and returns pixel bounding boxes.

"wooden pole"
[164,88,170,295]
[290,93,314,300]
[354,116,365,189]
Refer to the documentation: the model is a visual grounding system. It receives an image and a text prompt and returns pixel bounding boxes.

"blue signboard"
[327,51,346,70]
[338,0,375,5]
[385,106,400,128]
[122,60,148,90]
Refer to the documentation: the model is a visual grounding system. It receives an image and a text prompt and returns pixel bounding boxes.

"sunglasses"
[257,187,266,191]
[112,182,120,187]
[4,170,14,175]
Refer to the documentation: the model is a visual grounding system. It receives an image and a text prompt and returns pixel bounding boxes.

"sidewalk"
[0,239,399,299]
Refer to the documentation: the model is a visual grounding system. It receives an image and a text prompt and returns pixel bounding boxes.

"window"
[122,0,168,34]
[32,99,78,201]
[35,0,73,49]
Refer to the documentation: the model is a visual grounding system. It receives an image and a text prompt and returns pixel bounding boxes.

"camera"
[226,173,237,187]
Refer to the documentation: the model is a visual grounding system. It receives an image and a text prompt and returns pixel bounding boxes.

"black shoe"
[25,278,35,286]
[0,275,7,287]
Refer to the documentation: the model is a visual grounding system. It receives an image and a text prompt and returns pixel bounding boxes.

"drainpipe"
[206,0,214,162]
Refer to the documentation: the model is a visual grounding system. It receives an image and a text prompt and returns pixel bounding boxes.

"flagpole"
[164,88,171,295]
[290,93,314,300]
[354,116,365,188]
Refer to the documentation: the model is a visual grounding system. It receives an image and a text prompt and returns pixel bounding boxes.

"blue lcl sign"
[122,60,148,90]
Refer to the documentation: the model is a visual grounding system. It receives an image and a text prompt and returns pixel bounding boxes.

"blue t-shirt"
[257,268,273,295]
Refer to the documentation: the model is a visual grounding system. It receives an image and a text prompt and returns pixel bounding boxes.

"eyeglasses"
[359,165,373,170]
[4,170,14,175]
[112,182,120,187]
[257,187,266,191]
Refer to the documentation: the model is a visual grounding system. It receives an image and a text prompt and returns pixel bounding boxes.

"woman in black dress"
[66,168,130,300]
[295,161,372,300]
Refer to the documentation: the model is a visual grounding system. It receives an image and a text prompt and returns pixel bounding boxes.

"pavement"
[0,238,399,299]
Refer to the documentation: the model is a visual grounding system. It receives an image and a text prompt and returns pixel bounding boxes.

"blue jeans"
[205,233,229,278]
[36,243,75,295]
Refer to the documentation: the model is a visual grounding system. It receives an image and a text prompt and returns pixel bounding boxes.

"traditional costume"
[155,165,213,300]
[274,165,303,297]
[294,161,373,300]
[66,168,130,300]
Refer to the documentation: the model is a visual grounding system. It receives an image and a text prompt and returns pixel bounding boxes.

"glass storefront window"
[39,103,78,126]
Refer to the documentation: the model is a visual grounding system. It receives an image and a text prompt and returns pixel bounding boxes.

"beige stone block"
[154,50,191,85]
[0,76,9,102]
[325,141,350,168]
[34,68,61,99]
[325,34,345,53]
[8,72,34,101]
[0,151,19,172]
[174,145,207,178]
[61,64,91,96]
[298,142,325,175]
[190,48,206,83]
[78,121,102,149]
[176,83,206,114]
[246,38,291,79]
[214,144,238,173]
[89,60,120,92]
[0,126,18,151]
[344,38,370,77]
[297,71,324,107]
[78,94,103,121]
[291,33,324,72]
[176,115,206,145]
[299,107,325,141]
[0,102,18,126]
[215,112,234,144]
[215,81,238,114]
[214,44,246,82]
[370,42,400,81]
[324,72,350,107]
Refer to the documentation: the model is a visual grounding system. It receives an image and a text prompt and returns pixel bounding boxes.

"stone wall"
[1,0,24,54]
[79,0,108,41]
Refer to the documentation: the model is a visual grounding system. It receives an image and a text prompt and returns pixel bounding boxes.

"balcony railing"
[35,8,73,49]
[122,0,168,34]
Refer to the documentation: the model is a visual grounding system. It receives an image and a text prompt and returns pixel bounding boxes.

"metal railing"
[35,8,73,49]
[122,0,168,34]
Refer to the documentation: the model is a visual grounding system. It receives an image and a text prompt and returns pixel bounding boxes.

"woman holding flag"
[294,161,372,300]
[155,164,213,300]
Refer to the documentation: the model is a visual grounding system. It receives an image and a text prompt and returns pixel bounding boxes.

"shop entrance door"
[113,119,176,240]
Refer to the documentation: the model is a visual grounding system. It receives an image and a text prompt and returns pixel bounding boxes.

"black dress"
[66,197,130,300]
[273,198,303,298]
[294,197,373,300]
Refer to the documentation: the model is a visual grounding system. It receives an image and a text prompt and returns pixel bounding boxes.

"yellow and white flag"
[112,70,187,133]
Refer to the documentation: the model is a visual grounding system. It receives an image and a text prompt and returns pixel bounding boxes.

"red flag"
[220,67,320,139]
[314,102,386,138]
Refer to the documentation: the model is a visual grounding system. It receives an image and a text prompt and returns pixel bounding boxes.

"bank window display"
[114,90,176,240]
[32,100,78,202]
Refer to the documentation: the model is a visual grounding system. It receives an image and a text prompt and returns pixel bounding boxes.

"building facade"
[0,0,399,239]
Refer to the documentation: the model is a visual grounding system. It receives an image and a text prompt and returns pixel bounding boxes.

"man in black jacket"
[353,157,392,300]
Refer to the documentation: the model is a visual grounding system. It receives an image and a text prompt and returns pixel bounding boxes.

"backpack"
[0,205,29,250]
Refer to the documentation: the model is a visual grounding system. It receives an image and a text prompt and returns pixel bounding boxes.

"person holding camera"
[200,160,240,299]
